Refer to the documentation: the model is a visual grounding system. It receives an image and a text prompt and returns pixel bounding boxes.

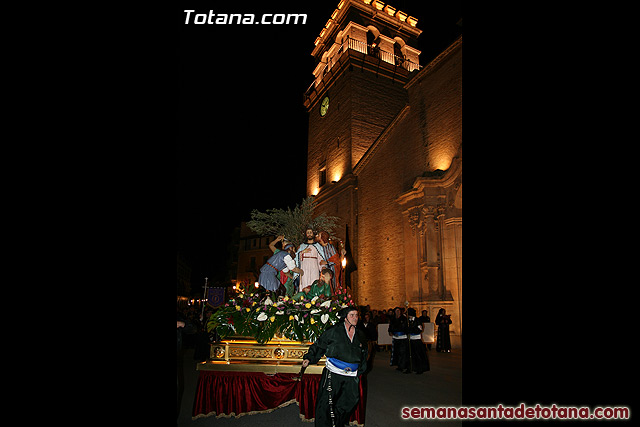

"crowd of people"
[354,305,452,352]
[352,305,452,377]
[176,304,218,361]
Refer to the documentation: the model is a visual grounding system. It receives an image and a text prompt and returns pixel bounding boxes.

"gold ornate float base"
[197,336,325,374]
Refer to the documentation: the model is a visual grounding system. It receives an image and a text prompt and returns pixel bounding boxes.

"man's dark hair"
[320,268,334,278]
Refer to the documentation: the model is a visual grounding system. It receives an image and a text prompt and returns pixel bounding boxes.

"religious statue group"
[257,226,346,300]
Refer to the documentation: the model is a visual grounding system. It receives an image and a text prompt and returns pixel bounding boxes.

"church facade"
[303,0,462,348]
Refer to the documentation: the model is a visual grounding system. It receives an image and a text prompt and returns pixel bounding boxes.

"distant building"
[177,252,192,299]
[304,0,462,347]
[234,222,276,292]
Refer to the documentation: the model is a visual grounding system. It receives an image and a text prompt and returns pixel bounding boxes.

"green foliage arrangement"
[207,287,355,344]
[246,196,340,247]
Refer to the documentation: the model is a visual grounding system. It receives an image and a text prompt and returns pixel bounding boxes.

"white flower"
[310,296,319,304]
[310,309,320,314]
[320,300,331,308]
[257,312,268,322]
[294,315,299,321]
[321,313,329,324]
[276,310,284,315]
[264,297,273,306]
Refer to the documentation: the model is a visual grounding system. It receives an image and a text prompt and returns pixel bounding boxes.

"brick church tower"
[304,0,462,347]
[304,0,422,194]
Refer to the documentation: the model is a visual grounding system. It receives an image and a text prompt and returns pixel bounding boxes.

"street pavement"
[178,345,461,426]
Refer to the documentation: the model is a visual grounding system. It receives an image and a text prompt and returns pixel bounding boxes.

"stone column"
[436,205,449,300]
[443,217,462,340]
[402,206,422,303]
[421,205,441,300]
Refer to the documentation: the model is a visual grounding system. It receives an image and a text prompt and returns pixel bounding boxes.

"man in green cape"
[293,268,333,301]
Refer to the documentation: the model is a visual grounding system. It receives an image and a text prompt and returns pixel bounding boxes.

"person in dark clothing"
[417,310,432,350]
[177,311,197,354]
[357,311,377,342]
[193,309,213,362]
[388,307,407,370]
[177,310,197,420]
[417,310,430,325]
[302,306,368,427]
[357,311,377,372]
[403,308,430,374]
[435,308,452,353]
[387,308,394,320]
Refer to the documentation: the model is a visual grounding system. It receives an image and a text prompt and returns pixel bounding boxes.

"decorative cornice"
[311,0,421,58]
[412,157,462,190]
[395,158,462,207]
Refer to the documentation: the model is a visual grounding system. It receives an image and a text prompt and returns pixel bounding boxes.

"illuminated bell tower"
[303,0,422,295]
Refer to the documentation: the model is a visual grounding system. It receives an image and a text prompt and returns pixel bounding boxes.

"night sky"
[178,0,462,289]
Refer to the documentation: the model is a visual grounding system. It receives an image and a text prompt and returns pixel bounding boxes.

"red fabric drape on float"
[192,370,366,424]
